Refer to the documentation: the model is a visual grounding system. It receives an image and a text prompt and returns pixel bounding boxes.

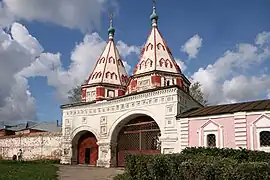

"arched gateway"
[111,114,161,166]
[71,130,98,166]
[60,2,200,167]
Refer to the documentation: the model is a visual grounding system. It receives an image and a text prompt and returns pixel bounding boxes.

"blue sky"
[0,0,270,122]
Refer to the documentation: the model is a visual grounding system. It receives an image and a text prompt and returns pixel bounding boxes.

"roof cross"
[109,12,114,28]
[153,0,156,11]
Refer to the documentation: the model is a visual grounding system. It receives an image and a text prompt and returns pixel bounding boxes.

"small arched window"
[145,59,152,68]
[157,43,165,51]
[260,131,270,147]
[146,43,153,51]
[109,57,115,64]
[107,90,115,98]
[207,134,216,147]
[105,72,110,78]
[100,57,105,63]
[167,80,170,86]
[92,73,96,79]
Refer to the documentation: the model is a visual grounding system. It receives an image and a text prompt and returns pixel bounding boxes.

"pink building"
[177,100,270,152]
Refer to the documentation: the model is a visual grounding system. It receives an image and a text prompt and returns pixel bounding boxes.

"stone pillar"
[96,141,117,168]
[234,112,247,149]
[60,136,72,164]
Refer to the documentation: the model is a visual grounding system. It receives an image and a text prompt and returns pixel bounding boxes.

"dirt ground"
[57,165,124,180]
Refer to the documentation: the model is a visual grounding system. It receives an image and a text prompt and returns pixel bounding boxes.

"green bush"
[182,147,270,163]
[113,173,131,180]
[119,152,270,180]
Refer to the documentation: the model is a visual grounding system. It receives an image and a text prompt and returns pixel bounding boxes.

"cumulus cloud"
[191,31,270,104]
[181,34,203,59]
[0,1,14,27]
[175,58,187,72]
[0,22,41,121]
[256,31,270,46]
[117,41,140,58]
[1,0,114,32]
[0,75,37,121]
[222,75,270,103]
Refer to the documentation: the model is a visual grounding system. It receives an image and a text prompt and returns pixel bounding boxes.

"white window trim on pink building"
[250,114,270,152]
[198,120,224,148]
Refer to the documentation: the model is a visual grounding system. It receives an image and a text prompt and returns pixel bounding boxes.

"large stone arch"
[108,108,162,142]
[71,125,100,140]
[71,126,100,166]
[108,108,163,167]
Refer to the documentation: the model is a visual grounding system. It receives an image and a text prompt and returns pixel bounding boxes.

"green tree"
[68,85,82,103]
[68,80,89,103]
[189,81,208,106]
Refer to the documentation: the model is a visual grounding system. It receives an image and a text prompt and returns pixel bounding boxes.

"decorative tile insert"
[100,116,107,125]
[166,105,174,115]
[82,117,87,124]
[100,126,107,134]
[165,117,174,127]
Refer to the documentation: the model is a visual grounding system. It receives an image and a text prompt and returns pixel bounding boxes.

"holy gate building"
[60,5,270,167]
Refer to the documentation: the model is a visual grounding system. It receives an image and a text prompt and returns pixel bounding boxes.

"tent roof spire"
[150,0,158,27]
[108,12,115,40]
[84,12,128,90]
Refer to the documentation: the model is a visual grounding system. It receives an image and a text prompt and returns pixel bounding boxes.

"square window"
[107,90,115,98]
[207,134,216,147]
[260,131,270,147]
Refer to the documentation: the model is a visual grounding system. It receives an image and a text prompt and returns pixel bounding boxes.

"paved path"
[57,165,124,180]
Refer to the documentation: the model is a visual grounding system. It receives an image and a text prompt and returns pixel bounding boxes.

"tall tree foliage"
[189,81,208,106]
[68,85,82,103]
[68,80,89,103]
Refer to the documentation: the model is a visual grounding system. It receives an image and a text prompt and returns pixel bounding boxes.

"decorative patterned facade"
[60,4,270,168]
[127,4,190,94]
[81,18,128,102]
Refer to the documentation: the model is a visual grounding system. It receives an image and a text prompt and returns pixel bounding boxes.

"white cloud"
[191,31,270,104]
[255,31,270,46]
[175,58,187,72]
[0,22,41,121]
[181,34,203,59]
[0,1,14,27]
[1,0,114,32]
[122,61,132,73]
[0,74,37,121]
[117,41,140,58]
[222,75,270,103]
[11,22,43,56]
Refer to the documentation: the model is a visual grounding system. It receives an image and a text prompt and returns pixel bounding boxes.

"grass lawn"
[0,160,58,180]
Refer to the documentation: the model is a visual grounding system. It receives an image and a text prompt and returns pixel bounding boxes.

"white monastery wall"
[0,132,62,160]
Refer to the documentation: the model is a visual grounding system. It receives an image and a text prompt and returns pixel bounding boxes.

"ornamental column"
[96,141,117,167]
